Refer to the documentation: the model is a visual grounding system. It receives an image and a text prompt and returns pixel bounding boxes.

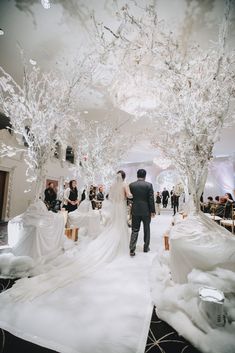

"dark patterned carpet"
[0,278,201,353]
[145,308,200,353]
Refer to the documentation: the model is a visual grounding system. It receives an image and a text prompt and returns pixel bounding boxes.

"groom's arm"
[148,184,156,215]
[125,183,133,199]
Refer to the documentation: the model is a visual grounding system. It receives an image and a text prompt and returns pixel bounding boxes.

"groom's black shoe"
[130,251,135,257]
[143,247,150,253]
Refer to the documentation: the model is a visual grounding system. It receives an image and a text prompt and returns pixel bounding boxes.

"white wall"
[121,156,235,199]
[203,157,235,200]
[0,130,80,219]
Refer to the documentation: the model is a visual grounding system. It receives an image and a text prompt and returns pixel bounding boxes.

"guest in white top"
[64,180,81,213]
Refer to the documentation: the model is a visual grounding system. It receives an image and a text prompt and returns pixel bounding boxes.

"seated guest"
[214,195,220,203]
[215,197,227,218]
[44,182,57,210]
[203,196,214,213]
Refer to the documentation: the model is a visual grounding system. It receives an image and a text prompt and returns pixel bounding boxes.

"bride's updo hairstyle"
[117,170,126,181]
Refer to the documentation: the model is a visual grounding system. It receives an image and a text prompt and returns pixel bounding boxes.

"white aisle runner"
[0,256,153,353]
[0,212,172,353]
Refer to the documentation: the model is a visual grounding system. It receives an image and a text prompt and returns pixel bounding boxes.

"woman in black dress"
[67,180,79,213]
[224,192,234,219]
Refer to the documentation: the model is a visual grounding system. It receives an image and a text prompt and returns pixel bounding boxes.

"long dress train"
[0,174,130,301]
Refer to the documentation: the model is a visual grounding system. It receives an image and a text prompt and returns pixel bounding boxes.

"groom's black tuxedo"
[129,179,155,253]
[130,180,155,216]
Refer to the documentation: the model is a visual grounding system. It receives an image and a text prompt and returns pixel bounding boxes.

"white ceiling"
[0,0,235,164]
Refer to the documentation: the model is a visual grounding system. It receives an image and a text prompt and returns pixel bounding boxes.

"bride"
[1,170,132,301]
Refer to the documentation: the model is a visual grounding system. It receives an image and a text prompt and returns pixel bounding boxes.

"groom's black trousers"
[130,215,151,252]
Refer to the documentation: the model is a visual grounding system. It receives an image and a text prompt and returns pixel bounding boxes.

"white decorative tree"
[149,1,235,212]
[70,119,136,187]
[151,48,235,211]
[0,58,79,199]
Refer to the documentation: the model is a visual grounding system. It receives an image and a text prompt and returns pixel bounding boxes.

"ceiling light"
[0,29,4,35]
[41,0,50,9]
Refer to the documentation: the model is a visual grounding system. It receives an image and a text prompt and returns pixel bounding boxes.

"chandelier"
[110,60,160,118]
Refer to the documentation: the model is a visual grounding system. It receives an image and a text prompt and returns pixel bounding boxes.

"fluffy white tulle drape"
[150,211,235,353]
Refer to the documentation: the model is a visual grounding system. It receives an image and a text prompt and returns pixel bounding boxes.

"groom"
[129,169,156,256]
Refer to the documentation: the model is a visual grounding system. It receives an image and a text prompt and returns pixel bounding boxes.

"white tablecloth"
[8,201,65,260]
[204,213,222,221]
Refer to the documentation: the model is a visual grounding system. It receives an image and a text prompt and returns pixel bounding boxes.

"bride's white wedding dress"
[0,175,130,301]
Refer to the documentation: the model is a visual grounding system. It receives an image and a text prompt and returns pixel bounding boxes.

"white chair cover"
[67,200,102,238]
[8,200,65,260]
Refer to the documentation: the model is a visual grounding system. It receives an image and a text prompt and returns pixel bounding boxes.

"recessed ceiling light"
[0,29,4,35]
[41,0,50,9]
[83,111,88,114]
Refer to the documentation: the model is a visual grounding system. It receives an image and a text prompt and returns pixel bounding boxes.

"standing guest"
[162,187,170,208]
[200,192,204,211]
[225,192,234,202]
[97,186,105,202]
[62,182,69,210]
[215,197,227,218]
[129,169,155,256]
[200,192,204,203]
[97,185,104,209]
[224,192,234,219]
[65,180,80,213]
[172,192,179,216]
[155,192,161,215]
[80,188,86,202]
[170,187,174,208]
[89,186,97,210]
[88,185,94,200]
[44,182,57,210]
